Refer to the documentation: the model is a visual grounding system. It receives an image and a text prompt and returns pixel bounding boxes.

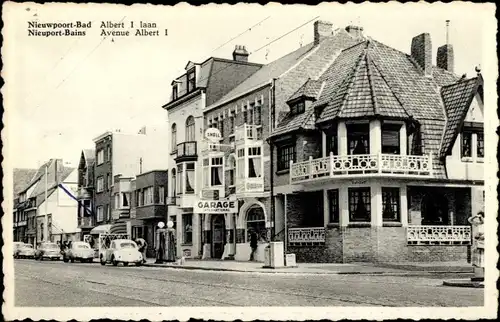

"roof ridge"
[365,49,380,116]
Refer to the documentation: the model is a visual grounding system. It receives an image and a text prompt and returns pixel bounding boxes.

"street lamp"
[155,221,166,264]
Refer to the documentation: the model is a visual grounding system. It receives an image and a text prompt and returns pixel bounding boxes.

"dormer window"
[290,101,305,115]
[172,84,178,100]
[187,68,196,93]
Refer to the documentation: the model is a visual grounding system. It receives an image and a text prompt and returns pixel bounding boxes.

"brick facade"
[94,136,112,224]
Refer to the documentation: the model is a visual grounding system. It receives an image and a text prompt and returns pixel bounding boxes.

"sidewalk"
[141,258,474,275]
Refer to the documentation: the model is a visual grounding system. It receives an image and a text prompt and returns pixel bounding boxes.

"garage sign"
[194,199,237,214]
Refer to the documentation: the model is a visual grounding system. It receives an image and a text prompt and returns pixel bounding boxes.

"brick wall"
[342,227,376,262]
[94,137,112,224]
[407,245,468,262]
[374,227,408,262]
[288,227,343,263]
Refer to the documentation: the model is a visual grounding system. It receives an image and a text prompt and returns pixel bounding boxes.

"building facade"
[163,48,263,259]
[269,28,484,263]
[76,149,96,237]
[13,168,37,242]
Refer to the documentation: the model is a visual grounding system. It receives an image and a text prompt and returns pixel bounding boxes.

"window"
[171,123,177,153]
[218,119,224,138]
[243,108,248,124]
[107,174,111,190]
[246,206,266,242]
[226,155,236,187]
[185,162,195,194]
[97,206,104,222]
[477,132,484,158]
[107,145,111,162]
[96,176,104,192]
[382,187,400,222]
[254,102,262,125]
[248,147,262,178]
[114,194,120,209]
[185,116,195,142]
[347,124,370,155]
[137,190,144,206]
[277,144,295,171]
[326,130,338,155]
[144,187,154,205]
[237,148,245,179]
[177,164,184,194]
[158,186,165,204]
[172,84,178,100]
[248,104,254,125]
[122,193,130,207]
[291,101,305,115]
[203,158,210,187]
[348,187,371,222]
[461,131,472,158]
[187,68,196,93]
[382,124,401,154]
[170,215,177,231]
[211,157,223,186]
[106,205,110,221]
[183,214,193,244]
[409,128,423,155]
[97,149,104,165]
[171,168,176,197]
[328,189,339,223]
[229,114,235,134]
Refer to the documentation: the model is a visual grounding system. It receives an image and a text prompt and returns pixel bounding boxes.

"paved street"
[14,259,483,307]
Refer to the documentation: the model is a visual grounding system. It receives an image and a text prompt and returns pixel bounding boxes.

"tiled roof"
[13,168,38,197]
[439,76,481,158]
[209,43,316,109]
[287,79,324,102]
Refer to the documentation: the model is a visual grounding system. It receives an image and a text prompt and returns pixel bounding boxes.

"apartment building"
[76,149,95,237]
[163,47,263,259]
[269,28,484,263]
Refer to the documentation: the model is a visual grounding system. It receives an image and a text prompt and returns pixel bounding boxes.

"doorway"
[211,215,225,259]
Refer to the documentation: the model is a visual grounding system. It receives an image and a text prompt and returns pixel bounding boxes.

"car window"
[120,242,136,248]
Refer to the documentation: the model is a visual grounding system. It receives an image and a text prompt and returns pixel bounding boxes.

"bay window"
[248,104,254,125]
[347,124,370,155]
[381,124,401,154]
[348,187,371,222]
[144,187,154,205]
[248,147,262,178]
[382,187,400,222]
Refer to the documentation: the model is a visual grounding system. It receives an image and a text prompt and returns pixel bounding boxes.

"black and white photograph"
[2,2,497,321]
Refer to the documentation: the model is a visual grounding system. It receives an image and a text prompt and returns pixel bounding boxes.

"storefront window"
[382,187,400,222]
[183,214,193,244]
[348,187,371,222]
[246,206,266,242]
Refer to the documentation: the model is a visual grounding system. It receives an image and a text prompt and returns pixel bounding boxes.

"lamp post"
[155,221,166,264]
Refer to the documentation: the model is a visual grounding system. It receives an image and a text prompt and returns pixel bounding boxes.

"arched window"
[171,123,177,152]
[185,116,195,142]
[171,168,177,197]
[226,154,236,187]
[246,206,266,242]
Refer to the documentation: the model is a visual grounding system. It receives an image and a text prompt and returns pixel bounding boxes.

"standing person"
[249,229,258,261]
[468,211,485,269]
[136,238,147,264]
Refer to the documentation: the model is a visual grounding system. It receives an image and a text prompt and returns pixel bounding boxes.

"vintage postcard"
[2,1,498,321]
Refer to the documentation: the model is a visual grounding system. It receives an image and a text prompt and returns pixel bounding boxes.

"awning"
[90,224,112,235]
[110,222,127,235]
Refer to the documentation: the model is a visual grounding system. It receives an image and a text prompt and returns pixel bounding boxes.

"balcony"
[290,153,433,184]
[14,220,27,228]
[235,124,262,145]
[288,227,325,246]
[175,141,197,162]
[78,216,95,228]
[407,225,471,245]
[236,177,264,194]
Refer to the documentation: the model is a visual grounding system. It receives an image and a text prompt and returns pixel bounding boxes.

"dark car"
[35,242,62,261]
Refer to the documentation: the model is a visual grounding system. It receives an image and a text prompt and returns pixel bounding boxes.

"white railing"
[407,225,471,245]
[288,227,325,245]
[236,177,264,194]
[235,123,261,143]
[290,153,433,184]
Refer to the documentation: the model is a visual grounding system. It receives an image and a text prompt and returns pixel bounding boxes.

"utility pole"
[44,163,48,242]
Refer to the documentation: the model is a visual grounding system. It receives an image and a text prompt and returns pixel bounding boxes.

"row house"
[76,149,95,237]
[88,127,169,239]
[13,168,38,242]
[162,47,263,259]
[17,159,80,245]
[201,21,361,262]
[269,28,484,263]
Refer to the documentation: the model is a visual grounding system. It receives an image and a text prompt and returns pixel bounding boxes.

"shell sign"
[194,199,237,214]
[204,127,222,142]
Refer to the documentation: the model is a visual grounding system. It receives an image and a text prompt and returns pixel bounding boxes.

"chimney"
[314,20,333,45]
[411,33,432,76]
[345,25,364,39]
[436,20,454,73]
[232,45,249,62]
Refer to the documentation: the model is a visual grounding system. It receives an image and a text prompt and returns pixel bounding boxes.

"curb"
[142,263,475,276]
[443,279,484,288]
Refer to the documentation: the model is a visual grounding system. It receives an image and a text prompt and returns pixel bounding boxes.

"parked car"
[100,239,143,266]
[13,242,25,258]
[63,241,94,263]
[17,244,35,259]
[35,242,62,261]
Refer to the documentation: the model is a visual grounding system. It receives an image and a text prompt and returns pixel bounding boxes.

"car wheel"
[63,256,69,263]
[123,262,129,267]
[112,256,118,266]
[87,258,93,263]
[135,262,142,267]
[100,255,106,265]
[70,257,75,263]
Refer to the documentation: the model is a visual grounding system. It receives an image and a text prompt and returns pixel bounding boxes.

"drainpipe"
[270,78,277,241]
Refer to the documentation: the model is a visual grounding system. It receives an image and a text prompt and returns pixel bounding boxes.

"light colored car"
[13,242,25,258]
[35,242,62,261]
[17,244,35,259]
[100,239,143,266]
[63,241,94,263]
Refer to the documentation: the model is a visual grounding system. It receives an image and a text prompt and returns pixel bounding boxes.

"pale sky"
[3,2,495,169]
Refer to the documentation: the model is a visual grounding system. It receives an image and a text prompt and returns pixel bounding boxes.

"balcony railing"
[236,177,264,194]
[78,216,95,228]
[407,225,471,245]
[288,227,325,246]
[235,124,261,143]
[176,141,197,159]
[290,153,433,184]
[201,141,232,155]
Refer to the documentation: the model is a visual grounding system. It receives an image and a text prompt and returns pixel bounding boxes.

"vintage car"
[13,242,25,258]
[35,242,62,261]
[100,239,143,266]
[17,244,36,259]
[63,241,94,263]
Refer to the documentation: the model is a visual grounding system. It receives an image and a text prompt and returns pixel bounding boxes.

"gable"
[464,94,483,123]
